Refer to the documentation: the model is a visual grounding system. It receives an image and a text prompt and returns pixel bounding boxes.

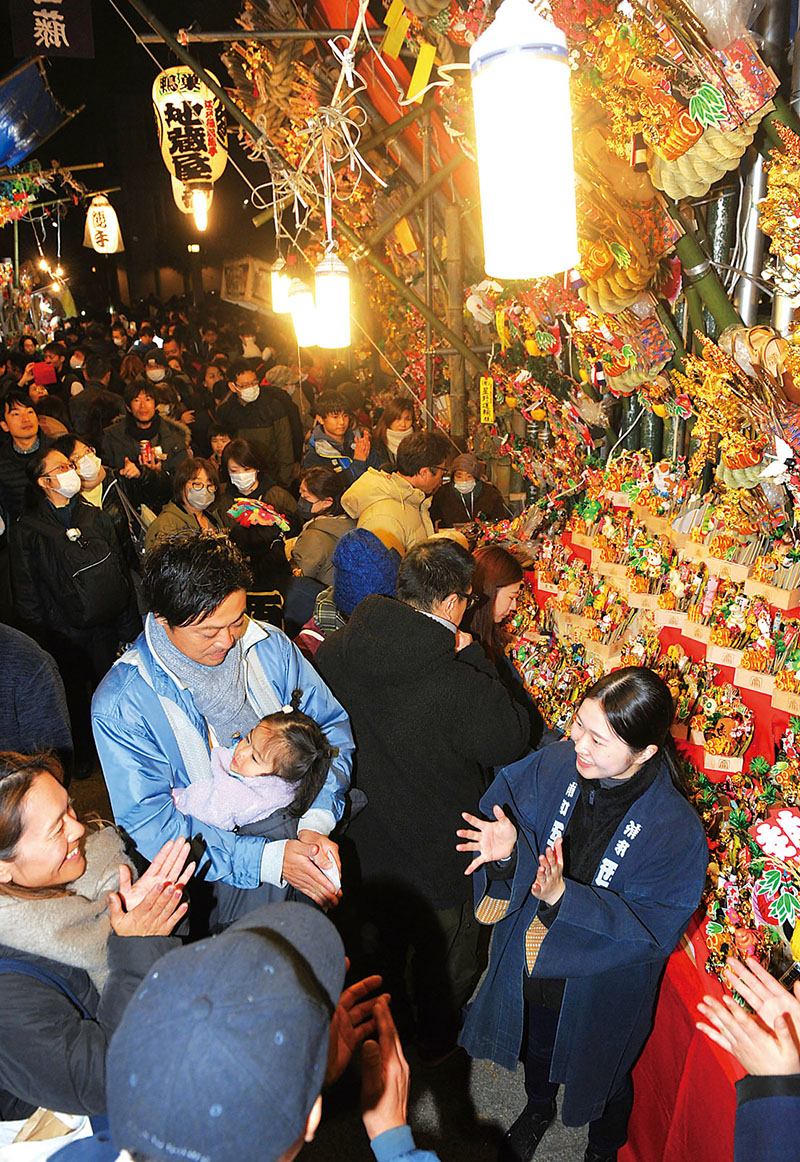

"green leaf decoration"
[751,756,771,776]
[609,243,631,269]
[773,890,800,926]
[706,921,724,935]
[535,328,557,353]
[756,868,783,897]
[621,343,636,362]
[688,83,726,129]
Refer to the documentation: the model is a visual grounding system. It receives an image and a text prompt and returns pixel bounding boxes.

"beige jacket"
[341,469,434,557]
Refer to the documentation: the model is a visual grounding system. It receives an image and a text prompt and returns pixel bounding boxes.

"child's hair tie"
[281,704,293,714]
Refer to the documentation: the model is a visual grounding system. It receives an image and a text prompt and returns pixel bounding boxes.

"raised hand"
[456,804,517,875]
[531,836,565,906]
[117,837,194,912]
[361,998,410,1141]
[326,972,387,1085]
[108,880,187,937]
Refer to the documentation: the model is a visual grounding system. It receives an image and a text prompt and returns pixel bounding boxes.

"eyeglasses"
[429,464,449,475]
[237,378,259,389]
[188,481,216,492]
[462,593,479,609]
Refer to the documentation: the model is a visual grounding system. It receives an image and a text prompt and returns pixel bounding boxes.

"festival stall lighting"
[270,256,291,313]
[469,0,578,278]
[83,194,124,254]
[314,251,351,348]
[152,66,227,231]
[288,277,317,346]
[191,187,209,232]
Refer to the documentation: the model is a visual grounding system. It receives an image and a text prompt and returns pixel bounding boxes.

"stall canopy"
[0,58,78,169]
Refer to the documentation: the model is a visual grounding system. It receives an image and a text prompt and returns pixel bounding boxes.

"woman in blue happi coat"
[456,667,708,1162]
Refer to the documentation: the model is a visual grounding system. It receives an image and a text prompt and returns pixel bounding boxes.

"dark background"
[0,0,277,312]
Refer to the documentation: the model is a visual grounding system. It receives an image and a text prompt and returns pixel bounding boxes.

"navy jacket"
[735,1075,800,1162]
[459,740,707,1126]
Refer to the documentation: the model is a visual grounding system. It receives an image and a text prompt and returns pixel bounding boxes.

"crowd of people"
[0,305,795,1162]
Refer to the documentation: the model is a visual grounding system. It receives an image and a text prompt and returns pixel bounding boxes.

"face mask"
[70,381,84,397]
[77,452,102,482]
[113,336,126,347]
[454,479,475,495]
[386,427,411,455]
[185,486,215,511]
[146,368,166,383]
[156,403,171,417]
[52,468,82,498]
[69,356,84,371]
[295,497,317,521]
[229,470,257,493]
[238,385,260,404]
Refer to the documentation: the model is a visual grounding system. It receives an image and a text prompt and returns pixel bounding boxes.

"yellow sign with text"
[480,376,495,424]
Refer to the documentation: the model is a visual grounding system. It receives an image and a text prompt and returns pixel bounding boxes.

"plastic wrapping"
[684,0,765,49]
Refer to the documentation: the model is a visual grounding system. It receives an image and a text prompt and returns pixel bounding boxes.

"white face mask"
[52,468,82,498]
[146,367,166,383]
[113,336,126,347]
[386,427,412,455]
[76,452,102,482]
[238,385,260,404]
[185,485,215,511]
[229,469,257,493]
[454,479,476,495]
[156,403,171,417]
[70,381,84,397]
[69,356,84,371]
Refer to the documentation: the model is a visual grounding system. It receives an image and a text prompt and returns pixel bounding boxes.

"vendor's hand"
[697,992,800,1076]
[326,966,387,1085]
[361,998,410,1141]
[108,880,187,937]
[722,956,800,1030]
[283,837,340,910]
[117,838,195,912]
[531,836,565,906]
[353,432,371,461]
[120,456,141,479]
[456,805,517,875]
[455,629,472,652]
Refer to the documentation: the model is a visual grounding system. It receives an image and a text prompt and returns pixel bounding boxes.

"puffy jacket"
[143,499,229,552]
[341,469,434,557]
[303,423,383,486]
[215,393,295,487]
[290,513,355,585]
[92,616,354,889]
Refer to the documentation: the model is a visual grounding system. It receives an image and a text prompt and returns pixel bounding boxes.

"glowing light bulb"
[39,258,49,271]
[314,253,350,348]
[288,279,317,347]
[55,265,64,277]
[192,188,209,232]
[270,258,291,314]
[51,281,62,293]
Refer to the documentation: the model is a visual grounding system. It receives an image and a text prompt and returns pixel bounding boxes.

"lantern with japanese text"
[83,195,124,254]
[152,66,228,232]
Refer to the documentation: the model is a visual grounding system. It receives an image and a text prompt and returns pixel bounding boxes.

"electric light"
[51,281,62,293]
[191,188,209,232]
[288,278,317,347]
[270,257,291,314]
[38,258,49,271]
[314,253,351,348]
[469,0,578,277]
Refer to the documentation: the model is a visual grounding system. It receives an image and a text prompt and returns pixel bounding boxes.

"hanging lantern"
[153,66,228,229]
[83,195,124,254]
[469,0,578,278]
[270,257,291,314]
[314,253,350,348]
[288,278,317,347]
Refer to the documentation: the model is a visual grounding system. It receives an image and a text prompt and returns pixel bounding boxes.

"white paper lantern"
[314,253,351,348]
[469,0,578,278]
[270,257,291,314]
[152,67,228,185]
[171,177,214,232]
[83,195,124,254]
[289,278,317,347]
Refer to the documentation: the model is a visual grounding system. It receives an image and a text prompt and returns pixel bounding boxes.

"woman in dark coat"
[456,667,707,1162]
[431,451,507,528]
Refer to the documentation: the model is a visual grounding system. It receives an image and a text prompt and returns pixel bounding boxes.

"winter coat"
[430,479,507,528]
[68,380,125,440]
[101,414,189,514]
[0,624,72,764]
[290,513,356,585]
[734,1075,800,1162]
[341,469,434,557]
[0,433,51,523]
[459,741,708,1126]
[303,423,383,487]
[10,495,140,647]
[92,615,354,890]
[315,595,530,908]
[143,499,229,552]
[215,393,295,487]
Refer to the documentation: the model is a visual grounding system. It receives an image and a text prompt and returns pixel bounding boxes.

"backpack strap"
[0,958,93,1018]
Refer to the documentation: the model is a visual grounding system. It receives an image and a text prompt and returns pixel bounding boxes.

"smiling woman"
[0,751,192,1119]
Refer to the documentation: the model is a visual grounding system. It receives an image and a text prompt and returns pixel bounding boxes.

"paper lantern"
[288,278,317,347]
[270,257,291,313]
[153,66,227,227]
[314,253,350,348]
[469,0,578,278]
[83,195,124,254]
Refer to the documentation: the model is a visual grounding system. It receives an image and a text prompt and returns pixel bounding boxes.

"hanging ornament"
[83,194,124,254]
[314,252,351,348]
[469,0,578,277]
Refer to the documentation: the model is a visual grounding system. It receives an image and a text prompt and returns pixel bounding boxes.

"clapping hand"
[117,837,194,912]
[531,837,565,906]
[326,965,388,1085]
[456,804,517,875]
[361,998,410,1141]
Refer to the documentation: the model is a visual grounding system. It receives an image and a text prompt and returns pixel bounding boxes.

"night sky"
[0,0,277,312]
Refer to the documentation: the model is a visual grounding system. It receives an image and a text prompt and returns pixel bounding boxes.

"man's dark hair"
[43,341,66,359]
[396,431,451,478]
[2,389,35,416]
[314,391,350,420]
[396,537,475,612]
[208,420,236,441]
[142,531,252,626]
[227,358,254,384]
[85,354,111,381]
[138,324,154,338]
[124,379,157,407]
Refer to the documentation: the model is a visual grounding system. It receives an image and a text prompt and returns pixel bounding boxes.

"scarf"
[124,412,160,444]
[147,614,261,745]
[0,827,132,993]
